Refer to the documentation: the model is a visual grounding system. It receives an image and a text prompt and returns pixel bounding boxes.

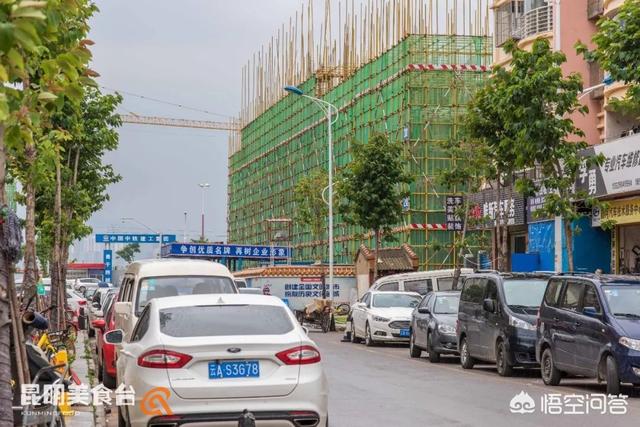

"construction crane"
[120,113,241,132]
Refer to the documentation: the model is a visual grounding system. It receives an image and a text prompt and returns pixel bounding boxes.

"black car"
[457,272,551,376]
[410,291,460,362]
[537,274,640,394]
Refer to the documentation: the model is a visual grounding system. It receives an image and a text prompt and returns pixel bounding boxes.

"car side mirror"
[483,298,496,313]
[92,318,106,330]
[104,329,124,344]
[583,307,599,318]
[92,302,100,309]
[418,307,430,314]
[355,302,366,309]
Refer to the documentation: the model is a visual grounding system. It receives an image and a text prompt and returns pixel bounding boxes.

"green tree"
[462,74,519,272]
[499,39,604,272]
[438,133,493,288]
[294,169,328,262]
[116,243,141,263]
[578,0,640,118]
[339,133,412,280]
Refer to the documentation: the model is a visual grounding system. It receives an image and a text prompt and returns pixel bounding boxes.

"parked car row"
[350,271,640,395]
[85,259,329,427]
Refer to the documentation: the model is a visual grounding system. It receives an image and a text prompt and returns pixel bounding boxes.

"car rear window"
[159,305,294,337]
[136,276,236,314]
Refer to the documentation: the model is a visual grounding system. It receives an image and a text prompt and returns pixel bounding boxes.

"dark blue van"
[536,274,640,394]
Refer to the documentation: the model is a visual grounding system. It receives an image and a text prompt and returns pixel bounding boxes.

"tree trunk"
[501,204,509,272]
[495,179,503,271]
[0,124,13,425]
[565,219,574,273]
[50,154,63,329]
[373,229,380,281]
[23,179,37,297]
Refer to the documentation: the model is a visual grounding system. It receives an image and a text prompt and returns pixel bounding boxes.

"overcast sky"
[86,0,300,247]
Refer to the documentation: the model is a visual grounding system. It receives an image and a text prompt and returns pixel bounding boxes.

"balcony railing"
[514,4,553,40]
[588,0,604,20]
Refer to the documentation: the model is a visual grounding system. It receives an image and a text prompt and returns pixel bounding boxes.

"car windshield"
[434,294,460,314]
[372,294,421,308]
[502,279,547,308]
[602,285,640,318]
[159,304,294,337]
[136,276,236,314]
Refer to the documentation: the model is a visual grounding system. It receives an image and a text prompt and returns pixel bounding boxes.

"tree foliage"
[578,0,640,117]
[496,39,604,272]
[116,243,140,264]
[339,133,412,278]
[294,169,328,261]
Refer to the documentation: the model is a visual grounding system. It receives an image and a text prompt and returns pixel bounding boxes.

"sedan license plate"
[399,329,410,337]
[208,360,260,379]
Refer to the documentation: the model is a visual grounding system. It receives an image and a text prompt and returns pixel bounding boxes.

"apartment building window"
[524,0,548,12]
[495,1,524,47]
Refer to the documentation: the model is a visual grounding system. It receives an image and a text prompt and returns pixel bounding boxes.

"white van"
[370,268,474,295]
[114,259,238,339]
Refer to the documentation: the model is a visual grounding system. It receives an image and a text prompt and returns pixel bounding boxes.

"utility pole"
[199,183,210,241]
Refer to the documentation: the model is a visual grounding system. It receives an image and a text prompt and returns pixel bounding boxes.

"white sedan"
[350,291,422,346]
[105,293,328,427]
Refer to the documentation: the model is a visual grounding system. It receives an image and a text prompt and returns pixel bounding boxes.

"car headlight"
[372,316,390,323]
[437,324,456,335]
[509,315,535,331]
[619,337,640,351]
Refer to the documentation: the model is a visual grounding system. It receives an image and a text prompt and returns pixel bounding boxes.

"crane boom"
[120,114,240,131]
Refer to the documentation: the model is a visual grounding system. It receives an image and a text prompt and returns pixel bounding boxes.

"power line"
[100,85,232,119]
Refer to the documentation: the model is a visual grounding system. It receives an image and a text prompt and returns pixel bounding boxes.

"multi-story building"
[485,0,640,273]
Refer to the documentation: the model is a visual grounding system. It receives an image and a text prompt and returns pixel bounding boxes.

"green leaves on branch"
[338,133,412,235]
[294,169,328,261]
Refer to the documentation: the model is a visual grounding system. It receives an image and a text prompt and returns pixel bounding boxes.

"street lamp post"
[121,217,163,258]
[284,85,338,300]
[183,211,188,242]
[199,183,210,241]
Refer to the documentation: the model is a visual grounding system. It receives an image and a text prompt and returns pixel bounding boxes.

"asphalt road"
[313,331,640,427]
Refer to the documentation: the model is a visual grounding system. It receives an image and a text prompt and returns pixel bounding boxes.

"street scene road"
[4,1,640,427]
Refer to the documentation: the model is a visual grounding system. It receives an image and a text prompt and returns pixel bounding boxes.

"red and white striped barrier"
[409,223,447,230]
[407,64,489,72]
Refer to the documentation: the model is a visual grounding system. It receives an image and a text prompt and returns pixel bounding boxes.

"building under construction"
[228,0,493,270]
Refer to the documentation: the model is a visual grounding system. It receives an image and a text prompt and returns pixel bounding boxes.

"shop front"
[601,198,640,274]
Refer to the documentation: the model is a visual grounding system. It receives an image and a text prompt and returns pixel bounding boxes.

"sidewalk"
[65,330,97,427]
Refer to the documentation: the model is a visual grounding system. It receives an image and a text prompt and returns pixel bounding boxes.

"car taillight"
[137,350,192,369]
[78,300,86,306]
[276,345,321,365]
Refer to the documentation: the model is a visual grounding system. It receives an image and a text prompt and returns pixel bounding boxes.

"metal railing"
[588,0,604,20]
[514,4,553,39]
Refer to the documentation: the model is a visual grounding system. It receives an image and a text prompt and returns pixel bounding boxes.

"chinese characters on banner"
[445,196,464,231]
[103,249,112,283]
[95,234,177,244]
[161,243,291,259]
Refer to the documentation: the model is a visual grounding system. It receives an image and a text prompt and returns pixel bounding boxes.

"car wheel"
[365,322,375,347]
[350,321,362,344]
[102,363,117,390]
[409,332,422,358]
[540,347,562,386]
[496,340,513,377]
[606,355,621,395]
[427,332,440,363]
[460,337,475,369]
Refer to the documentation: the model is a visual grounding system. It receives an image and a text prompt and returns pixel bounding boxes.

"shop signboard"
[467,186,525,229]
[576,133,640,198]
[445,196,464,231]
[600,198,640,225]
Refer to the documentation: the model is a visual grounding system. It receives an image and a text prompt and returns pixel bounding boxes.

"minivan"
[114,259,238,339]
[371,269,473,295]
[457,272,551,376]
[536,274,640,394]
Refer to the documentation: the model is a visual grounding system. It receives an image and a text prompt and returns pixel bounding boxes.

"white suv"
[74,277,101,294]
